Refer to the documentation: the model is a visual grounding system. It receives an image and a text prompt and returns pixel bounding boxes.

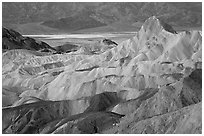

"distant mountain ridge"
[2,2,202,33]
[41,9,107,31]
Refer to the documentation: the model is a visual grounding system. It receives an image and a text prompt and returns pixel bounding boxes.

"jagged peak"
[140,16,177,34]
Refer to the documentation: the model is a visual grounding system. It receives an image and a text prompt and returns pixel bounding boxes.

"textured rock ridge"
[2,16,202,134]
[2,27,56,52]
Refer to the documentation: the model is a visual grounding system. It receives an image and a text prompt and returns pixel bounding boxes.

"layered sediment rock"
[2,16,202,134]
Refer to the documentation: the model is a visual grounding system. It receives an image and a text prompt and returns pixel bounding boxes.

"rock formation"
[102,39,118,46]
[54,43,80,54]
[2,16,202,134]
[2,27,56,53]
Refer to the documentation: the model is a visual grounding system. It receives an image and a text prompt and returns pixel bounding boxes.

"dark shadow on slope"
[75,65,99,72]
[84,92,121,113]
[180,69,202,107]
[42,112,124,134]
[2,100,72,134]
[43,62,64,70]
[2,91,123,134]
[102,39,118,46]
[76,112,124,134]
[188,69,202,85]
[54,43,80,54]
[159,19,178,34]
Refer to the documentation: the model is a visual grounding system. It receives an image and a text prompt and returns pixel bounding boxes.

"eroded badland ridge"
[2,16,202,134]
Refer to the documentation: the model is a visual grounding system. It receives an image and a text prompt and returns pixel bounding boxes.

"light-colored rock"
[2,16,202,134]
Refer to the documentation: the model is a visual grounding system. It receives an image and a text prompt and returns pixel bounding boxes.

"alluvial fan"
[2,16,202,134]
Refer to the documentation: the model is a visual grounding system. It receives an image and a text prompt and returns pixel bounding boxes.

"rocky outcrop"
[2,16,202,134]
[2,92,124,134]
[103,102,201,134]
[54,43,80,54]
[102,39,118,46]
[2,27,56,52]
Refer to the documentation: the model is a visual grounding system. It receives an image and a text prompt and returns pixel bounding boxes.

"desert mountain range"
[3,2,202,34]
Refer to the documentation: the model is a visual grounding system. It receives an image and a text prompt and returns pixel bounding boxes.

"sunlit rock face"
[2,16,202,134]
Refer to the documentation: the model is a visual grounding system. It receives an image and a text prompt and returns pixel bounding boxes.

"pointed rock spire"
[140,16,177,34]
